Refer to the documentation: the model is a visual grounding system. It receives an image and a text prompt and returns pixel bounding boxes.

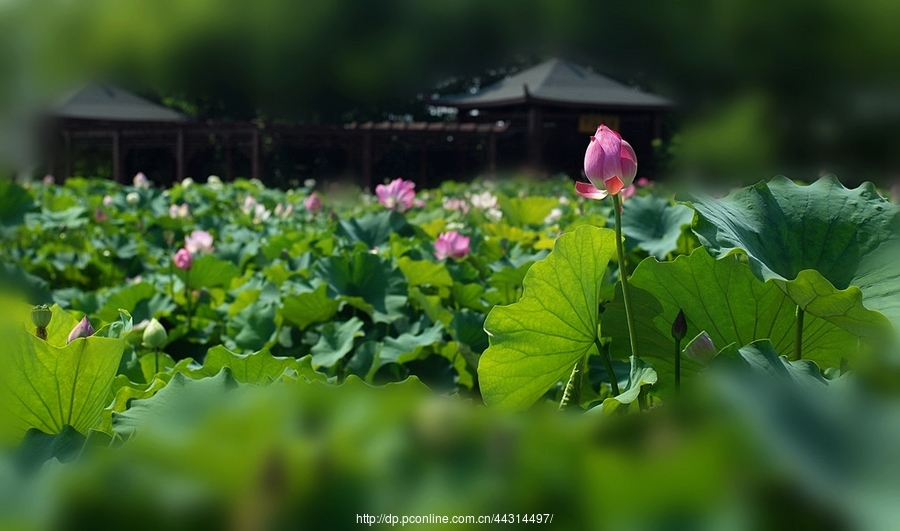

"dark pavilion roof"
[435,58,673,111]
[52,84,188,122]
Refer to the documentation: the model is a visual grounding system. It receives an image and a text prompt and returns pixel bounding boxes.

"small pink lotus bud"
[304,192,323,212]
[67,316,95,344]
[174,247,193,270]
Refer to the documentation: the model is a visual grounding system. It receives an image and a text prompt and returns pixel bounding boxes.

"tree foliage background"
[2,0,899,184]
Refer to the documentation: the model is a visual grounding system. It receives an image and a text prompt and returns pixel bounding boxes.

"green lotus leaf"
[479,226,617,410]
[371,322,445,374]
[316,253,407,324]
[621,194,694,259]
[112,369,238,438]
[311,317,365,369]
[95,282,156,323]
[0,308,131,442]
[719,339,828,390]
[398,257,454,288]
[337,210,413,248]
[497,195,560,226]
[178,254,240,290]
[0,181,35,228]
[197,346,325,384]
[603,249,860,395]
[681,176,900,336]
[280,284,340,330]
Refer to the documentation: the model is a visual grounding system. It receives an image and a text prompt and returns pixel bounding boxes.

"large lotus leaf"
[681,176,900,334]
[316,253,408,324]
[280,284,340,330]
[222,299,277,351]
[497,195,559,226]
[719,339,828,391]
[337,210,413,248]
[371,322,445,374]
[112,369,238,438]
[311,317,365,369]
[603,249,859,395]
[397,257,454,288]
[0,181,35,227]
[621,194,694,259]
[0,263,52,305]
[95,282,156,323]
[177,254,240,290]
[0,308,131,442]
[195,346,325,384]
[479,226,617,410]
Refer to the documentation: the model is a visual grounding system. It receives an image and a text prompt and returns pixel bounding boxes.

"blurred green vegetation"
[2,0,900,184]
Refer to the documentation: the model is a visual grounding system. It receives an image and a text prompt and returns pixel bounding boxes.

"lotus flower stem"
[184,270,192,332]
[795,306,805,360]
[672,309,686,393]
[596,338,621,396]
[674,339,682,392]
[559,356,585,410]
[612,194,639,360]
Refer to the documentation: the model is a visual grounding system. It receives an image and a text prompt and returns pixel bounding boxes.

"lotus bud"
[683,331,717,365]
[671,309,687,341]
[576,125,638,200]
[67,316,95,344]
[31,304,52,340]
[174,247,193,270]
[125,192,140,205]
[142,318,168,349]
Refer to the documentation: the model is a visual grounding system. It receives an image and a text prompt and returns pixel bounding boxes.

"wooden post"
[225,139,233,181]
[362,132,373,190]
[252,127,261,181]
[488,132,497,176]
[527,106,542,170]
[176,128,185,182]
[63,130,72,180]
[419,137,428,188]
[112,130,121,183]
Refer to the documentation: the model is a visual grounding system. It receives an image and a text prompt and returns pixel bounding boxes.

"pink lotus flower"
[442,197,470,214]
[184,230,214,254]
[434,231,471,260]
[576,125,638,200]
[304,192,323,212]
[42,175,54,185]
[67,316,95,344]
[174,247,193,270]
[375,178,416,212]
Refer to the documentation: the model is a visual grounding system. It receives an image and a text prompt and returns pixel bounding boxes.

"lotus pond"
[1,170,899,530]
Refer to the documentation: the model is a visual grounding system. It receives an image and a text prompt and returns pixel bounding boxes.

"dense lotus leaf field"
[1,173,899,529]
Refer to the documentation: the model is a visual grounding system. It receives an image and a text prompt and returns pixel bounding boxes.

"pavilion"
[434,58,674,178]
